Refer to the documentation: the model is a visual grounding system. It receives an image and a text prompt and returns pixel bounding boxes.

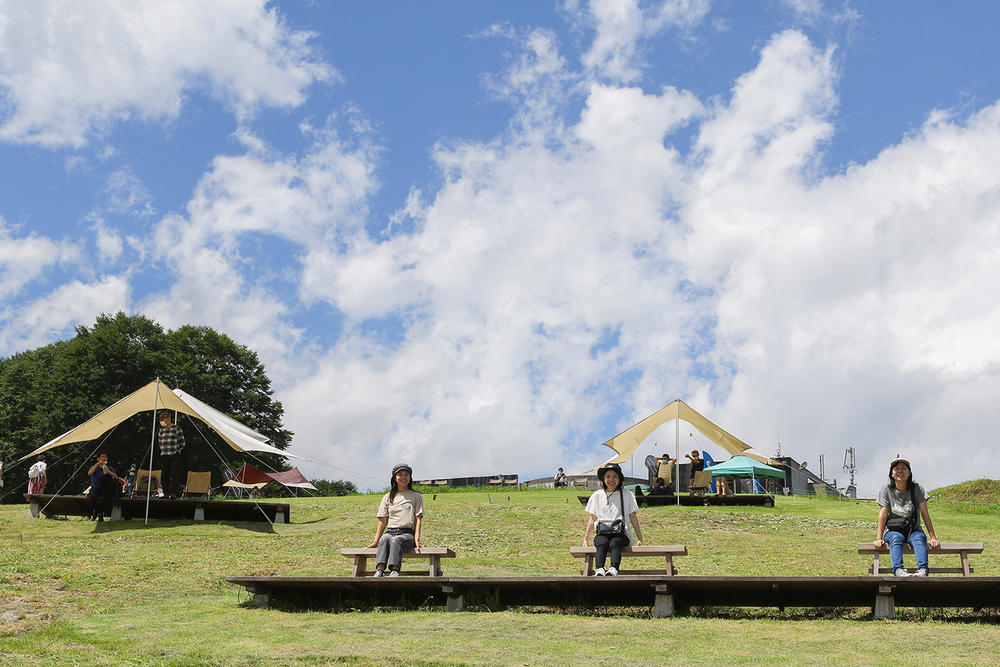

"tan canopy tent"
[594,399,775,469]
[19,379,298,461]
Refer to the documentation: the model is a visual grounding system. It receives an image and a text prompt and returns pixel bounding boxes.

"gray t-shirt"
[877,482,928,533]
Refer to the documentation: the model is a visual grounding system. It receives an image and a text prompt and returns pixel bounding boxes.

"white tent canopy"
[594,399,775,469]
[20,380,298,461]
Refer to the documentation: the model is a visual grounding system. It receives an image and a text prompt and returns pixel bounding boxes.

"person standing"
[582,462,644,576]
[874,457,940,577]
[367,463,424,577]
[157,412,185,499]
[27,455,47,495]
[87,452,122,522]
[685,450,704,482]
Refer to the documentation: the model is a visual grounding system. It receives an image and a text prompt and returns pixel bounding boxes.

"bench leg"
[28,501,40,519]
[961,551,971,577]
[193,506,205,521]
[582,554,594,576]
[872,552,880,576]
[428,556,441,576]
[441,585,464,612]
[352,555,368,577]
[110,504,123,522]
[252,591,271,609]
[664,555,675,576]
[275,509,286,524]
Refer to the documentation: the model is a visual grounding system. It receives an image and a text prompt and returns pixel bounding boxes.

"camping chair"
[135,469,161,496]
[689,470,713,496]
[183,471,212,498]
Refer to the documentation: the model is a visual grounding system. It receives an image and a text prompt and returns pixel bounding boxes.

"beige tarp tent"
[595,399,775,469]
[19,380,297,461]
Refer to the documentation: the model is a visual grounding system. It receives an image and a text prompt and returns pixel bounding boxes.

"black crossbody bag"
[884,485,918,538]
[595,487,626,537]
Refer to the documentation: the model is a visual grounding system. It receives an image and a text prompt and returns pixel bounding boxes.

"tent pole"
[675,399,680,506]
[145,378,162,526]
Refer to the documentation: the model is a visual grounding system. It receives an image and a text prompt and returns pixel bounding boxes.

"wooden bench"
[570,545,687,576]
[340,547,457,577]
[857,542,984,577]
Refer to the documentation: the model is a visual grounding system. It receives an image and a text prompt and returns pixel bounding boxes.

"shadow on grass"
[88,519,278,534]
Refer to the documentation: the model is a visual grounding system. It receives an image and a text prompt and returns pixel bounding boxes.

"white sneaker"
[914,568,929,577]
[894,568,910,577]
[593,567,606,577]
[388,570,400,577]
[373,569,385,577]
[607,567,619,577]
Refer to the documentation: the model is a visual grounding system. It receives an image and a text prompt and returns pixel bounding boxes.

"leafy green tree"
[0,312,293,501]
[311,479,358,496]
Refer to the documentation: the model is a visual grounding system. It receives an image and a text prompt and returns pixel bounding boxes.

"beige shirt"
[377,489,424,529]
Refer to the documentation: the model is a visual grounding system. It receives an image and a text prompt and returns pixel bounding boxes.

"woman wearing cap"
[874,457,940,577]
[367,463,424,577]
[582,462,644,576]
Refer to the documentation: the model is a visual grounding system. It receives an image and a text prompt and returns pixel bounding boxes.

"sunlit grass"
[2,490,1000,666]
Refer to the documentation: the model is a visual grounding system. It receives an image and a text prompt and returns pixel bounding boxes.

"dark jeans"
[89,476,121,520]
[377,528,416,570]
[593,533,631,569]
[161,453,183,498]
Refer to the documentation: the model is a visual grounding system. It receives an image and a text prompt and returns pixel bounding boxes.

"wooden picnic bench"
[857,542,984,577]
[570,545,687,576]
[340,547,457,577]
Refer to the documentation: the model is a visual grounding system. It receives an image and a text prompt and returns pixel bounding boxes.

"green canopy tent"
[704,456,785,494]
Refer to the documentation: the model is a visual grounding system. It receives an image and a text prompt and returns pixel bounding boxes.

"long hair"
[887,462,916,491]
[388,471,413,503]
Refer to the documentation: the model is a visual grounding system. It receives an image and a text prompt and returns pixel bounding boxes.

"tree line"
[0,312,294,501]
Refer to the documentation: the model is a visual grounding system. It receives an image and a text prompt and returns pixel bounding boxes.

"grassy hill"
[931,478,1000,504]
[2,489,1000,666]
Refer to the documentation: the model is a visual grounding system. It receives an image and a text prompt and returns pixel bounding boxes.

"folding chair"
[183,471,212,498]
[689,470,713,496]
[135,469,161,496]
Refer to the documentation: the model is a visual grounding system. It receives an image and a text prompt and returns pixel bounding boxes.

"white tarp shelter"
[595,399,775,468]
[20,380,298,461]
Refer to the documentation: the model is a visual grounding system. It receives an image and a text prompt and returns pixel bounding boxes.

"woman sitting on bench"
[367,462,423,577]
[874,456,940,577]
[582,462,644,576]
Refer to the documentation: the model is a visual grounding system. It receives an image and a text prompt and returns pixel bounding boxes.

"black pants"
[593,534,631,569]
[89,476,121,520]
[161,453,183,498]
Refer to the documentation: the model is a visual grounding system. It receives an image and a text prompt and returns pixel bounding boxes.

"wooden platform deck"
[579,494,775,508]
[225,574,1000,618]
[637,494,775,507]
[25,493,289,524]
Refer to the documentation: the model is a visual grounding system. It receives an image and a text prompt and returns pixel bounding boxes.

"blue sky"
[3,0,1000,494]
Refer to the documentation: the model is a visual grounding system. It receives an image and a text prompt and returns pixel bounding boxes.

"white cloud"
[0,219,80,299]
[0,275,131,353]
[0,0,335,147]
[565,0,712,82]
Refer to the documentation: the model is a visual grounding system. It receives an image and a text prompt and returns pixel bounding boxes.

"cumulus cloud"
[565,0,712,82]
[0,275,131,353]
[4,1,1000,497]
[0,0,334,147]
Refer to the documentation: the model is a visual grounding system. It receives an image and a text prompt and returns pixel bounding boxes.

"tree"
[310,479,358,497]
[0,312,293,501]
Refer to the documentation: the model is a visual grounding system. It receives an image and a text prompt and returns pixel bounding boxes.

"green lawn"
[2,489,1000,666]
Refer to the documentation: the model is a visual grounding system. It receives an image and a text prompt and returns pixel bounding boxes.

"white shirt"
[585,487,639,542]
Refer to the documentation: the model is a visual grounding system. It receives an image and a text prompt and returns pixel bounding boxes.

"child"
[367,463,423,577]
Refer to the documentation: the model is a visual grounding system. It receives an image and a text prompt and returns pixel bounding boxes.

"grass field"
[3,487,1000,666]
